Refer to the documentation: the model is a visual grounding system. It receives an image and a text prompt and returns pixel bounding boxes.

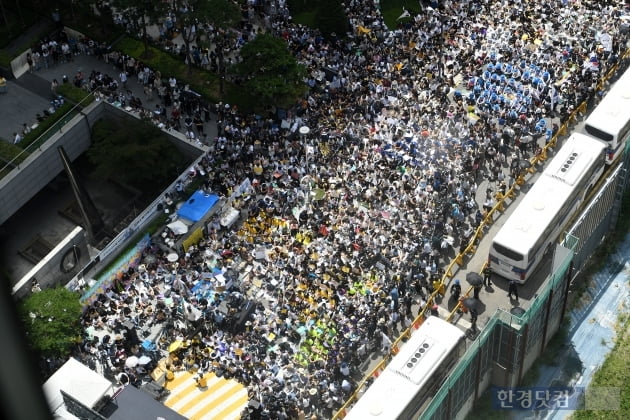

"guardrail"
[0,91,95,179]
[332,51,630,419]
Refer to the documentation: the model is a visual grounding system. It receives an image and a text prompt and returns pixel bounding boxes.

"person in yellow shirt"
[196,372,208,389]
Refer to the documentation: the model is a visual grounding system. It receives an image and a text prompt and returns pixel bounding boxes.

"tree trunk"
[218,49,225,94]
[183,27,193,75]
[141,14,150,59]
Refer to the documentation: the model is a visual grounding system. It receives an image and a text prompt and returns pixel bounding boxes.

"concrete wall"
[10,48,32,79]
[0,101,103,226]
[0,101,206,227]
[12,226,90,298]
[102,105,204,160]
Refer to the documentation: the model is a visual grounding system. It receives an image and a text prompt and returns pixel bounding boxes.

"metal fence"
[564,141,630,276]
[419,237,576,420]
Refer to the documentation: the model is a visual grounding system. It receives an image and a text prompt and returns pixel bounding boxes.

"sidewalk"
[1,50,220,144]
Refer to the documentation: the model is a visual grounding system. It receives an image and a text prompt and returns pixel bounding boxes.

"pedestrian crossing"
[164,371,248,420]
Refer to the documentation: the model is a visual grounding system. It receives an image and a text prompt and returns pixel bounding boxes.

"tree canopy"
[169,0,242,72]
[313,0,350,39]
[17,287,83,358]
[87,118,188,191]
[111,0,168,56]
[230,33,307,109]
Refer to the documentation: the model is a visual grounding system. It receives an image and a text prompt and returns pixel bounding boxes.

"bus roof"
[345,317,464,420]
[584,67,630,137]
[492,133,605,256]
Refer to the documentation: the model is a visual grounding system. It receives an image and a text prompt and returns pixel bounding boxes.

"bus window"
[584,125,613,143]
[492,243,524,261]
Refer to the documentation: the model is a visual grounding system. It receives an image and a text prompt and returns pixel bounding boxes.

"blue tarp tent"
[177,190,220,222]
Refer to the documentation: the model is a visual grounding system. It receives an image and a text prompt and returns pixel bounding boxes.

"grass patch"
[0,141,28,167]
[0,50,13,68]
[380,0,422,30]
[292,11,317,28]
[18,102,77,151]
[570,314,630,419]
[56,83,94,105]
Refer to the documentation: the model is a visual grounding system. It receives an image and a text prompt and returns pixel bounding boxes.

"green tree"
[170,0,241,74]
[87,118,187,191]
[112,0,167,57]
[17,287,83,358]
[230,33,307,109]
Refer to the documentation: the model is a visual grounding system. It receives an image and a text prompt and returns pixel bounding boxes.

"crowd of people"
[69,1,629,419]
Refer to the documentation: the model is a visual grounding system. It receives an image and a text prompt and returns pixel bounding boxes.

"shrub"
[0,141,28,168]
[115,36,258,111]
[18,103,76,150]
[56,83,94,105]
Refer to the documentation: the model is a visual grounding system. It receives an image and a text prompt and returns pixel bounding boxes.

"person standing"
[483,266,493,286]
[449,279,461,302]
[119,71,127,89]
[473,283,482,299]
[380,329,392,353]
[194,114,204,136]
[470,308,478,333]
[508,279,519,301]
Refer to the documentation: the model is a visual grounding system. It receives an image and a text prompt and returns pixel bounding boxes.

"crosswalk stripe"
[163,370,248,420]
[168,375,221,411]
[187,381,245,419]
[177,376,236,414]
[209,389,249,420]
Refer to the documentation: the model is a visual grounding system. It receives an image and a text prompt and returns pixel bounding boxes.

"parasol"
[519,134,534,143]
[311,188,326,201]
[125,355,139,368]
[518,159,532,170]
[167,253,179,262]
[466,272,484,286]
[168,340,183,353]
[167,220,189,235]
[462,297,480,312]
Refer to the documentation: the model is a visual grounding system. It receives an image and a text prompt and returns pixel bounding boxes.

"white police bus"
[344,317,466,420]
[583,65,630,165]
[488,133,605,283]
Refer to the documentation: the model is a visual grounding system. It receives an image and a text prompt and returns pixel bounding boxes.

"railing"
[0,91,95,180]
[332,50,630,420]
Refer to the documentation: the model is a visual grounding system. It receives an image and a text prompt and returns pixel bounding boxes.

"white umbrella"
[167,220,189,235]
[138,355,152,366]
[125,355,139,368]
